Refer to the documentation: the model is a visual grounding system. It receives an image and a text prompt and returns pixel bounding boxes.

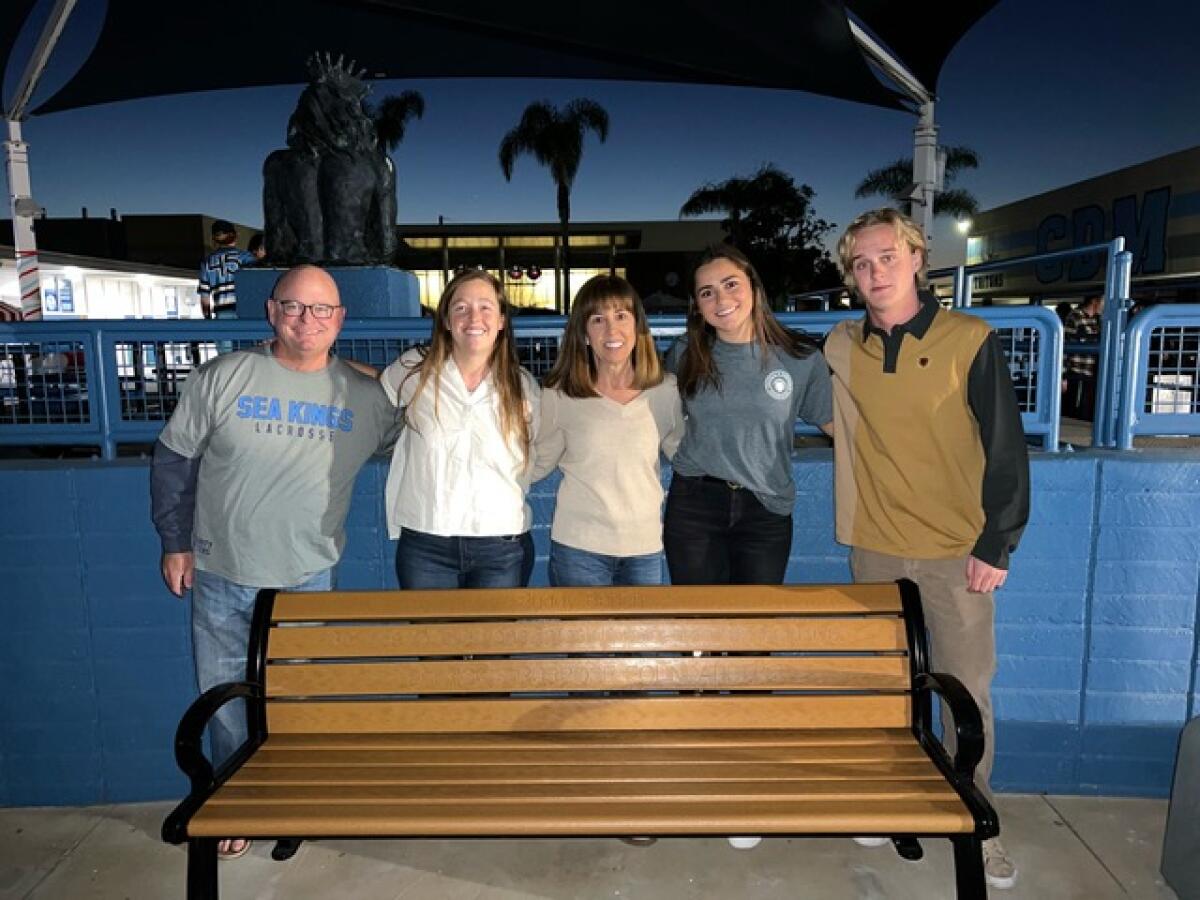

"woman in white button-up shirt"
[381,270,540,588]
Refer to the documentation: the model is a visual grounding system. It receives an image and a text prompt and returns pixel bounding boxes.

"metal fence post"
[91,326,117,460]
[952,266,967,309]
[1093,240,1129,446]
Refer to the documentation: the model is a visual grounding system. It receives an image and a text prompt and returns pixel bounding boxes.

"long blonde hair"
[401,270,532,463]
[544,274,663,398]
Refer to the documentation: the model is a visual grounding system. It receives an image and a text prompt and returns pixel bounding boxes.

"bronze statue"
[263,53,423,266]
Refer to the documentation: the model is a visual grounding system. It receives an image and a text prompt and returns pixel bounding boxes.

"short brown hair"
[837,208,928,291]
[544,275,662,398]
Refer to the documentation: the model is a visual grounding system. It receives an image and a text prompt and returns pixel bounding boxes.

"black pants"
[663,474,793,584]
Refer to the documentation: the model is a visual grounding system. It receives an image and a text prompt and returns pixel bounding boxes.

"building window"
[966,237,984,266]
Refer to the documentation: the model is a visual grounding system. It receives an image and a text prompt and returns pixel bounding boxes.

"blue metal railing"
[1116,304,1200,450]
[1,307,1062,457]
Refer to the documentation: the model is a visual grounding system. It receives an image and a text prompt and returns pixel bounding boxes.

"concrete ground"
[0,794,1181,900]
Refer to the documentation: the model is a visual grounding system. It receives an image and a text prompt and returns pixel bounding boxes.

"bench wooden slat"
[246,742,931,768]
[270,584,904,622]
[227,760,942,785]
[260,728,917,751]
[266,695,912,733]
[209,779,959,804]
[265,655,911,697]
[189,798,976,836]
[245,747,930,768]
[268,617,909,659]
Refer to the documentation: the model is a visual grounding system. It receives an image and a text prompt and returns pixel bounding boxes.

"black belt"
[689,473,745,491]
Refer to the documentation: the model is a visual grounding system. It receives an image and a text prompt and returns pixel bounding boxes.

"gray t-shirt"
[159,346,400,587]
[665,335,833,515]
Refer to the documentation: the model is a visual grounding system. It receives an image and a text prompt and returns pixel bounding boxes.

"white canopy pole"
[847,19,938,245]
[4,0,78,319]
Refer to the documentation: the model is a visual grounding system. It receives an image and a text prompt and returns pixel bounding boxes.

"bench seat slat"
[260,728,917,750]
[270,584,904,622]
[189,798,975,837]
[227,761,943,785]
[266,656,911,697]
[209,779,959,804]
[246,742,930,768]
[268,617,909,658]
[267,695,912,733]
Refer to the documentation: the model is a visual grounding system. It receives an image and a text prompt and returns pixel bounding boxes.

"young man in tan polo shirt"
[825,208,1030,890]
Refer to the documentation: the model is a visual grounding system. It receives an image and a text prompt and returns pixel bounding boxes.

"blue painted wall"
[1,451,1198,806]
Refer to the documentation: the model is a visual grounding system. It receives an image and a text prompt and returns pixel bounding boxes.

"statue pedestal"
[235,267,422,318]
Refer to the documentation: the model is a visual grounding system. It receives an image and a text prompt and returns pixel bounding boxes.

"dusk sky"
[6,0,1200,268]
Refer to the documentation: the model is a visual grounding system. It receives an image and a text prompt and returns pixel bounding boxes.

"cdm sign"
[1033,187,1170,284]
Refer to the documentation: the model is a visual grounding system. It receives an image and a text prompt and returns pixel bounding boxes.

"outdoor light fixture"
[956,218,973,234]
[526,265,541,281]
[508,265,523,280]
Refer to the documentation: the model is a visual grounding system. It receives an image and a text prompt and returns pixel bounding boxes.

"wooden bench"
[162,580,997,899]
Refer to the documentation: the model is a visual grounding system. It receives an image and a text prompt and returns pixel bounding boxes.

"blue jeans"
[663,474,793,584]
[396,528,534,589]
[191,566,334,769]
[549,540,664,587]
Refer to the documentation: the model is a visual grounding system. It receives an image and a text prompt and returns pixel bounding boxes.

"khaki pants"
[850,547,998,805]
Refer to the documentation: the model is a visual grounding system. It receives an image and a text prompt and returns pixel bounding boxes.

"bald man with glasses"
[150,265,400,859]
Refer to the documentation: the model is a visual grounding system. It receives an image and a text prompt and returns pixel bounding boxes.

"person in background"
[248,233,266,262]
[1063,294,1103,420]
[381,270,540,589]
[197,219,256,319]
[533,274,683,587]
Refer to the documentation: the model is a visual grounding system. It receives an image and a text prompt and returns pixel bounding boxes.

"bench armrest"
[913,672,984,779]
[162,681,262,844]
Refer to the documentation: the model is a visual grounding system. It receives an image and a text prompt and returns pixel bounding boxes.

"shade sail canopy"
[846,0,997,98]
[7,0,995,117]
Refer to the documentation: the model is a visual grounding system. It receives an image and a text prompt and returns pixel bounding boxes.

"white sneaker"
[983,837,1018,889]
[852,836,891,847]
[727,836,762,849]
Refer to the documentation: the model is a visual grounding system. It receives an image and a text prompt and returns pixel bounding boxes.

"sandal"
[218,838,252,860]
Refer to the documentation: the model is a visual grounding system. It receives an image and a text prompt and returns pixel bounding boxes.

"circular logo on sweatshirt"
[764,369,793,401]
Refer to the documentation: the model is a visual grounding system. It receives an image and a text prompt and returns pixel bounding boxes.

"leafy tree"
[680,164,840,303]
[499,99,609,310]
[854,145,980,219]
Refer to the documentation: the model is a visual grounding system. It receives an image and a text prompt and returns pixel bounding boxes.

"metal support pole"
[913,101,938,247]
[553,241,562,314]
[4,0,79,320]
[952,266,967,309]
[5,119,41,319]
[848,19,938,246]
[1092,239,1129,446]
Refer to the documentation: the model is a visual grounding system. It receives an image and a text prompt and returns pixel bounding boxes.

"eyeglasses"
[271,299,342,319]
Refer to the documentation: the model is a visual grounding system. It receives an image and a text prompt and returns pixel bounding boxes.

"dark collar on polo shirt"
[860,290,940,374]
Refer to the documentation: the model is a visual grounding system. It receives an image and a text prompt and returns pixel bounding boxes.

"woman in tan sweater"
[533,275,683,586]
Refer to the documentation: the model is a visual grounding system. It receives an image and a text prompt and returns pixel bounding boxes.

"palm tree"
[374,90,425,151]
[680,164,838,301]
[854,145,980,219]
[679,172,758,246]
[499,99,609,310]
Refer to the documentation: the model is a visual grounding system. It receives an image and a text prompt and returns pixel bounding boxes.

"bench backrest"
[254,582,923,734]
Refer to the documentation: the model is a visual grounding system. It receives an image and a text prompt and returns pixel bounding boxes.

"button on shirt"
[381,348,540,539]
